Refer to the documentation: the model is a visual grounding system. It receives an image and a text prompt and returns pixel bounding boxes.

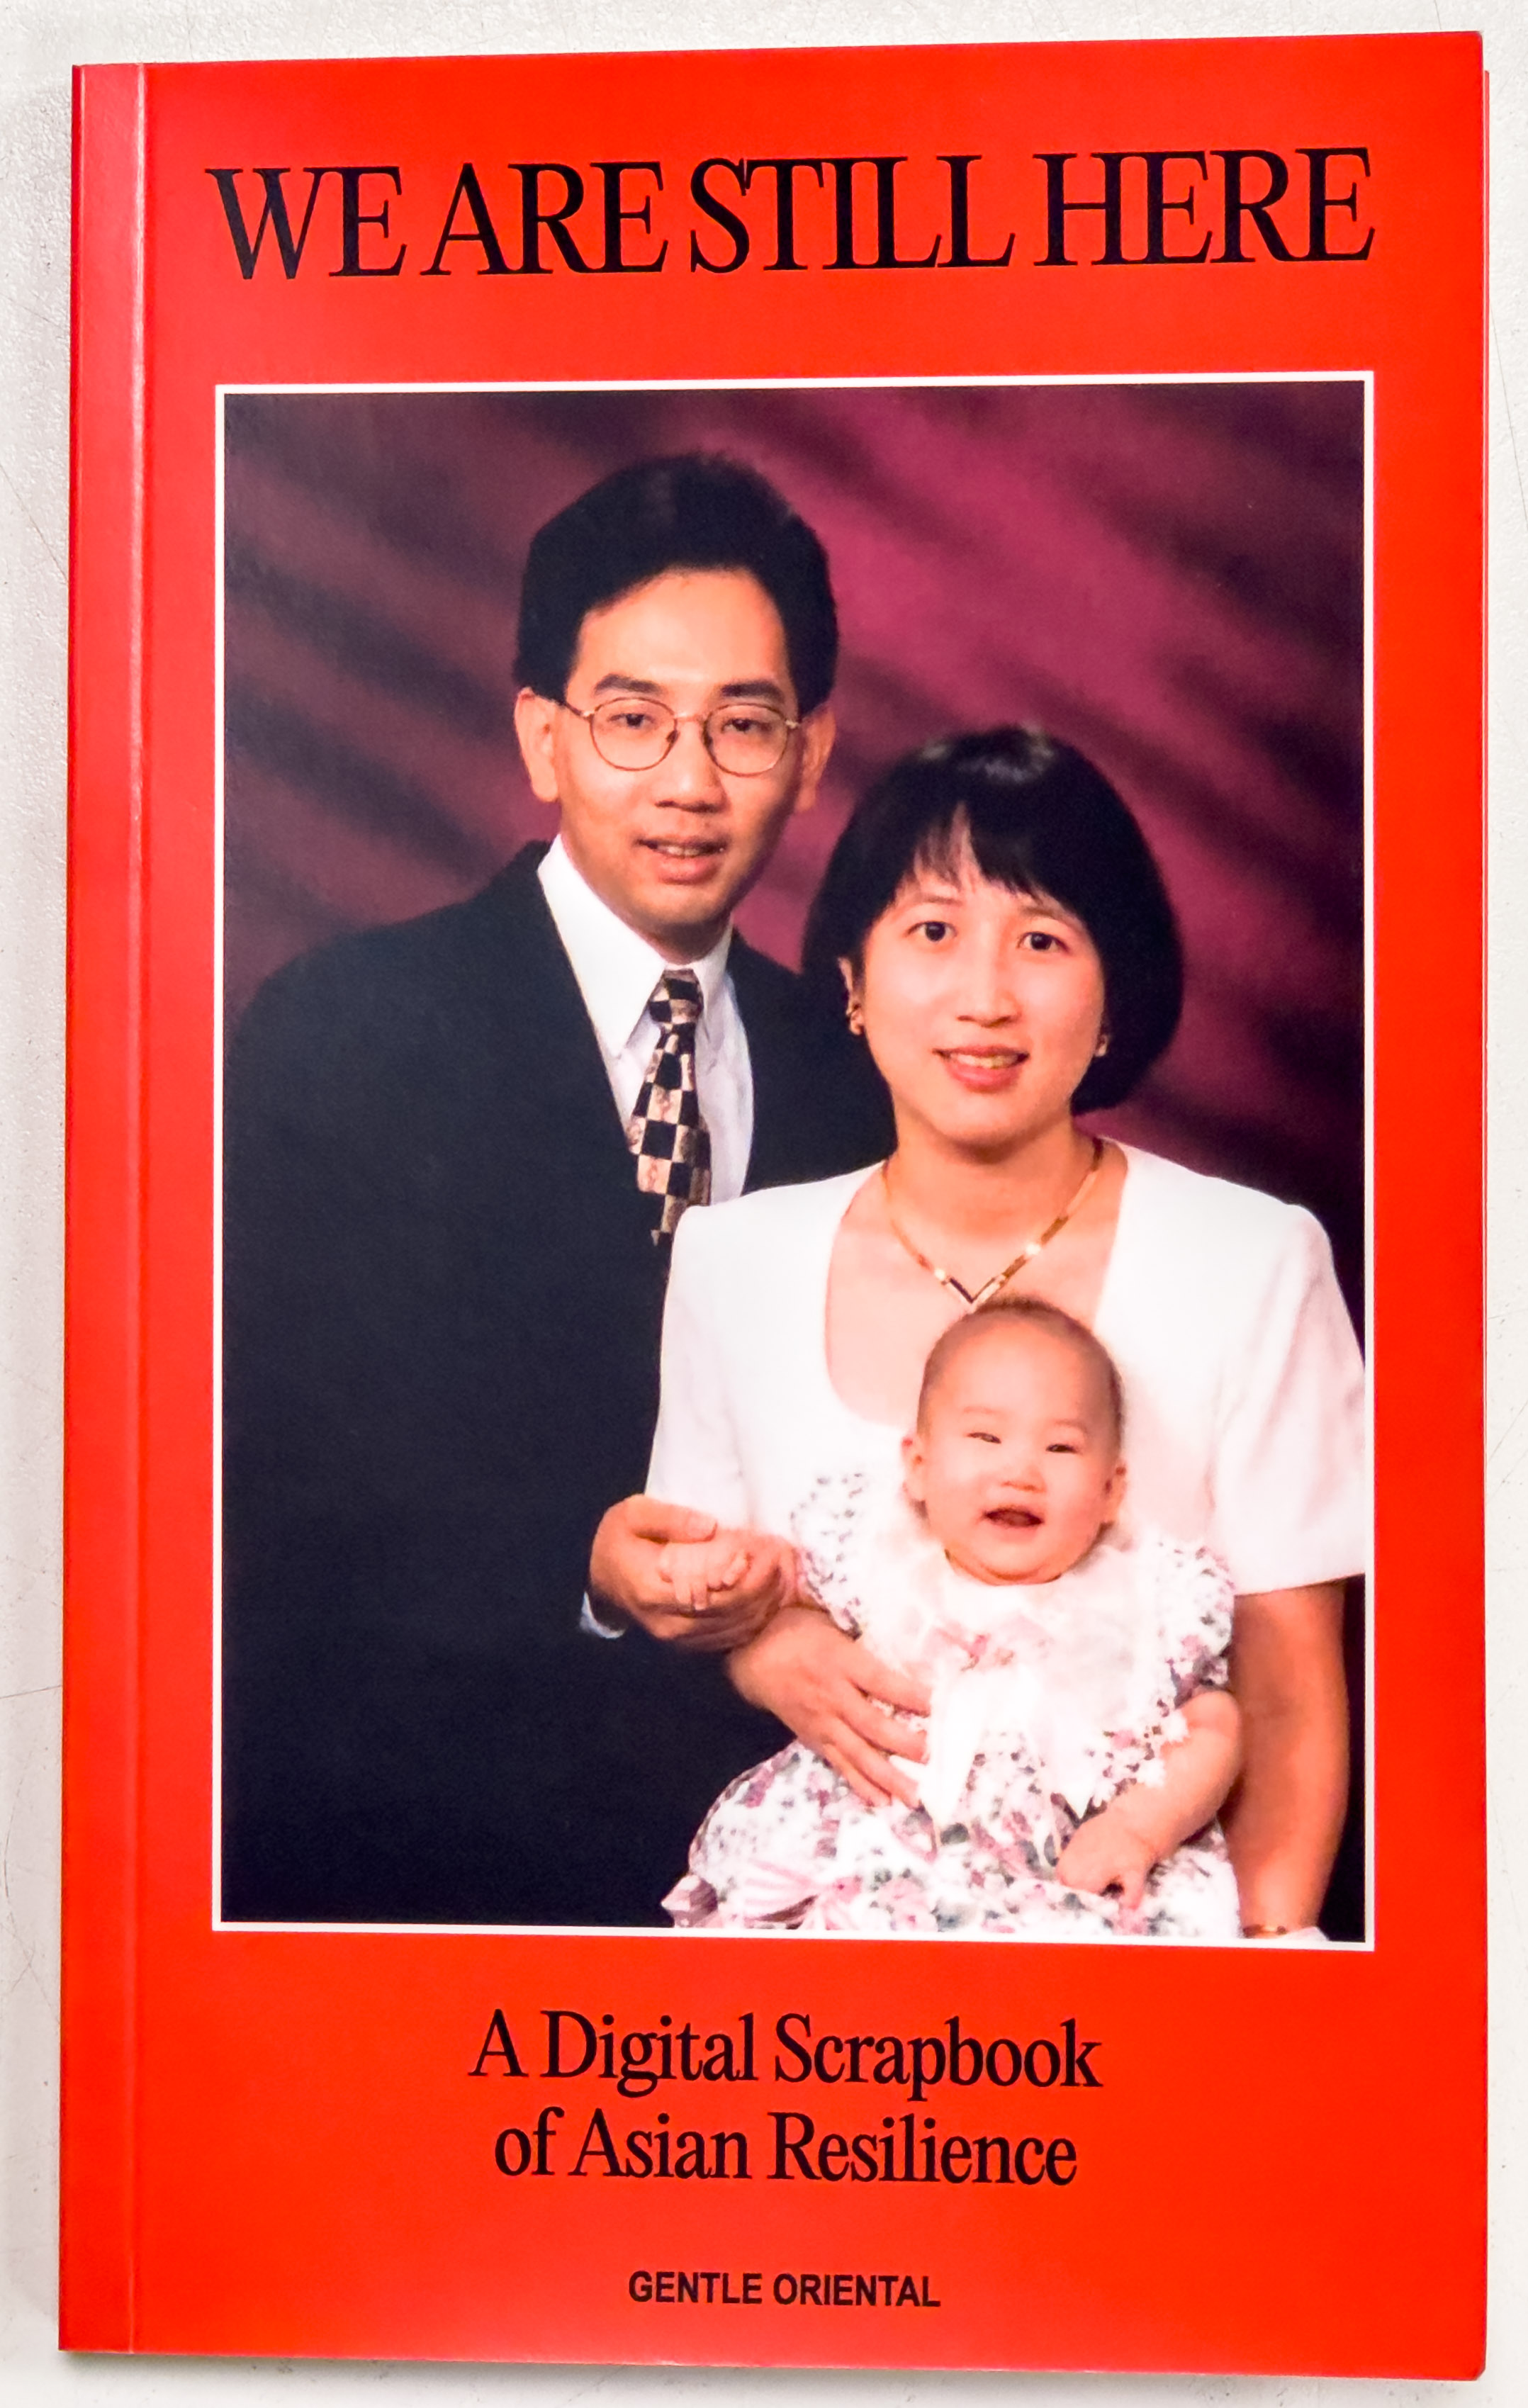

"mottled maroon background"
[222,381,1365,1310]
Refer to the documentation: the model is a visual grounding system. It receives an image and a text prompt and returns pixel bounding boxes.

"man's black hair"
[515,454,838,713]
[802,726,1184,1115]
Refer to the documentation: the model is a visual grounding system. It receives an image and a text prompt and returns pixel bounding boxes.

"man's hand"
[590,1495,795,1653]
[726,1607,931,1808]
[1053,1802,1161,1911]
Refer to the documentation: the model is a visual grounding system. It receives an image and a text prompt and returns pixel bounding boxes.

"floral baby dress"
[664,1472,1242,1942]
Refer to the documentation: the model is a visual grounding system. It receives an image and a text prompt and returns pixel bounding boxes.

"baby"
[661,1299,1244,1940]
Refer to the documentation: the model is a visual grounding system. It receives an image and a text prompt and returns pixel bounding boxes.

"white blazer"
[648,1147,1367,1597]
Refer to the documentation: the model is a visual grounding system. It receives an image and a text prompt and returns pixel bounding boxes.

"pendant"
[940,1243,1038,1311]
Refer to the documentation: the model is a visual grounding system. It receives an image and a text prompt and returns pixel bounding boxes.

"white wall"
[3,1,1523,2400]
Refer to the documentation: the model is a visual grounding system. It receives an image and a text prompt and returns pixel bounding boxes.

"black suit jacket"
[220,845,894,1926]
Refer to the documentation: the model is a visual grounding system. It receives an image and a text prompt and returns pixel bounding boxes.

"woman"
[592,729,1366,1937]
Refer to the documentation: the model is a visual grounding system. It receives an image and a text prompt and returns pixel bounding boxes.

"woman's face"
[848,846,1108,1154]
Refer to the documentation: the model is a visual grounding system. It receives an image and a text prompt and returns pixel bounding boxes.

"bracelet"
[1240,1923,1291,1938]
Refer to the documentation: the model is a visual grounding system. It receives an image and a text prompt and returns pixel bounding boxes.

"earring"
[1094,1033,1110,1058]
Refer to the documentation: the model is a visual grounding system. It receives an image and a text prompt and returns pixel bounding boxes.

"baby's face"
[902,1321,1123,1585]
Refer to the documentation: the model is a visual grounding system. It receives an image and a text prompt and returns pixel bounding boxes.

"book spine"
[60,59,150,2353]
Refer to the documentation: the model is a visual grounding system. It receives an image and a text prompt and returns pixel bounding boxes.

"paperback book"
[62,31,1484,2375]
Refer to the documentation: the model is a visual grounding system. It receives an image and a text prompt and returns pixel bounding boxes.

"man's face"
[514,568,834,959]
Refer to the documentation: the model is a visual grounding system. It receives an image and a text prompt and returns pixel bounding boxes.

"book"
[63,33,1484,2374]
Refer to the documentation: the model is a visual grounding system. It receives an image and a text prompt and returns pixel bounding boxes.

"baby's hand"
[658,1531,756,1610]
[655,1530,797,1648]
[1053,1803,1161,1912]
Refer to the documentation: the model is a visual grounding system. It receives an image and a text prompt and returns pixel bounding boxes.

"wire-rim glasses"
[563,696,800,777]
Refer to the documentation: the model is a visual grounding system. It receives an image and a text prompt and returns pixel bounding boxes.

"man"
[220,454,893,1927]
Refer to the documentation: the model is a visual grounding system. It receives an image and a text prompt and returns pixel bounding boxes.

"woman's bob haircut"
[802,727,1184,1116]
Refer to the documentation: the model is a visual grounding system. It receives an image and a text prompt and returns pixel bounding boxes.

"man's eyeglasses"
[563,696,800,777]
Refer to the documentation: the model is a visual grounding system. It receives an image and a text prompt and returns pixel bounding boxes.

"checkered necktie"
[627,969,712,1244]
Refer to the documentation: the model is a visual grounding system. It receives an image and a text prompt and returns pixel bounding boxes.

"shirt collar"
[537,836,734,1056]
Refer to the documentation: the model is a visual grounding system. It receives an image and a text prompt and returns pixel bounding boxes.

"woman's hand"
[726,1607,931,1808]
[590,1495,796,1653]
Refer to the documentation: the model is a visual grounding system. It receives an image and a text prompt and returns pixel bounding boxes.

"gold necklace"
[880,1136,1105,1311]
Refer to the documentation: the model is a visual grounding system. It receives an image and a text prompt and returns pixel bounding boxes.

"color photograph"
[216,381,1369,1943]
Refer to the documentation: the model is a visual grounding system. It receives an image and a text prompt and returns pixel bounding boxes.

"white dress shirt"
[537,837,753,1203]
[650,1146,1368,1595]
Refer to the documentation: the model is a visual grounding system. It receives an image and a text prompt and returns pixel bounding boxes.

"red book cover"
[62,35,1484,2374]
